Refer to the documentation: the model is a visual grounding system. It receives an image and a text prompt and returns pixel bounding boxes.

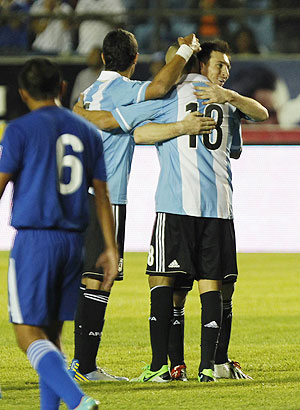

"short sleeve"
[0,123,24,174]
[111,99,164,133]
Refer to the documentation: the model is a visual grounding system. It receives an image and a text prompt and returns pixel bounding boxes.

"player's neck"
[27,99,59,111]
[118,62,135,79]
[117,68,132,79]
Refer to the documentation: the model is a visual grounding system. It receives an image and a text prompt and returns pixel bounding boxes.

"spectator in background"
[0,0,30,53]
[278,94,300,129]
[224,0,274,53]
[273,0,300,53]
[126,0,197,54]
[229,65,290,124]
[197,0,235,46]
[230,25,260,54]
[75,0,126,55]
[126,0,167,54]
[244,0,274,53]
[197,0,220,41]
[30,0,73,55]
[70,46,103,108]
[168,0,197,40]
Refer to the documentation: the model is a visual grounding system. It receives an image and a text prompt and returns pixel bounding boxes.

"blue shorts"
[8,229,84,326]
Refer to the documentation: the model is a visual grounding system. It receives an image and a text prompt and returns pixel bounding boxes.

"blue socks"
[27,339,84,410]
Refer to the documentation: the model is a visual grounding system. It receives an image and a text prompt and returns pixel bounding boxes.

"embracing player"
[69,28,214,382]
[108,40,268,382]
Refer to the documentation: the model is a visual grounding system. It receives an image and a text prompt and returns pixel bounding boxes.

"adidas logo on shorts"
[168,259,180,268]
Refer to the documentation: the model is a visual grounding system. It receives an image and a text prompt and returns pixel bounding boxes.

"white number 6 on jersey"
[56,134,84,195]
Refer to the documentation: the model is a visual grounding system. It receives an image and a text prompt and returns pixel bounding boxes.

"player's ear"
[133,53,139,64]
[199,61,205,74]
[59,80,67,98]
[18,88,29,103]
[101,52,106,65]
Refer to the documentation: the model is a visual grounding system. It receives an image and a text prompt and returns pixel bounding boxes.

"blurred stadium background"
[1,0,300,253]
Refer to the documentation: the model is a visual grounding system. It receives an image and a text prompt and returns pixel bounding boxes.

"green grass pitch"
[0,251,300,409]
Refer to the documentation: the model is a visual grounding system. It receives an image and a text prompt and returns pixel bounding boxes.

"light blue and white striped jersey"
[114,73,243,219]
[82,70,150,204]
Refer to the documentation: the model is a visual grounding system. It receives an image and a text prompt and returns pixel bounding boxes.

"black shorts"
[146,213,238,286]
[82,193,126,281]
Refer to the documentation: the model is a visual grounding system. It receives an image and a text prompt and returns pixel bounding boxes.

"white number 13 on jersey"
[56,134,84,195]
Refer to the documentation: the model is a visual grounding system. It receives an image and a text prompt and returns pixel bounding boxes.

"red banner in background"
[242,126,300,145]
[1,122,300,145]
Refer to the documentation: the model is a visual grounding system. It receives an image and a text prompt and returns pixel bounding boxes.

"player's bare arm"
[145,34,201,100]
[134,112,216,144]
[0,172,12,199]
[92,179,119,291]
[72,35,201,129]
[73,94,119,130]
[194,83,269,122]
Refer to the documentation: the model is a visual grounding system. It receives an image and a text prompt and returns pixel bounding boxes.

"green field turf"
[0,251,299,409]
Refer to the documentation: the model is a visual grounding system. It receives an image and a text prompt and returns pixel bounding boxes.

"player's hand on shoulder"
[194,83,228,104]
[178,33,201,53]
[72,93,85,115]
[182,111,216,135]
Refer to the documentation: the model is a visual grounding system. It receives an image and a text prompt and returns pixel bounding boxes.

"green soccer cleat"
[75,396,99,410]
[130,364,171,382]
[198,368,215,382]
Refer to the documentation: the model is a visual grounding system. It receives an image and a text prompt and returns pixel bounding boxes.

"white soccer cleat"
[84,367,129,382]
[214,360,253,380]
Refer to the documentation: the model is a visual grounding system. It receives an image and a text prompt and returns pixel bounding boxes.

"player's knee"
[84,276,102,290]
[198,279,222,295]
[148,275,174,289]
[222,282,235,300]
[173,290,188,307]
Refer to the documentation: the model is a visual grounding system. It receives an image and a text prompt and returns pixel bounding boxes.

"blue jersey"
[114,73,243,219]
[83,70,150,204]
[0,106,106,231]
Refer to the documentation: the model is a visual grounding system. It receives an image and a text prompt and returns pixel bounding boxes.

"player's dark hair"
[18,58,62,100]
[197,40,231,64]
[103,29,138,72]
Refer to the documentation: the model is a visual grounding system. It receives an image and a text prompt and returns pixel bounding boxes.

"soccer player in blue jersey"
[110,40,268,382]
[69,28,207,382]
[0,58,119,410]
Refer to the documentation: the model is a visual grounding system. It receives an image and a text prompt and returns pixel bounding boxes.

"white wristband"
[176,44,193,62]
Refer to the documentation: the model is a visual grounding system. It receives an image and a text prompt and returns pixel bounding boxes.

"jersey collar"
[97,70,123,81]
[183,73,208,83]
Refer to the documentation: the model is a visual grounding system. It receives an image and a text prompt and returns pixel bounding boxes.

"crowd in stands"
[0,0,300,55]
[0,0,125,55]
